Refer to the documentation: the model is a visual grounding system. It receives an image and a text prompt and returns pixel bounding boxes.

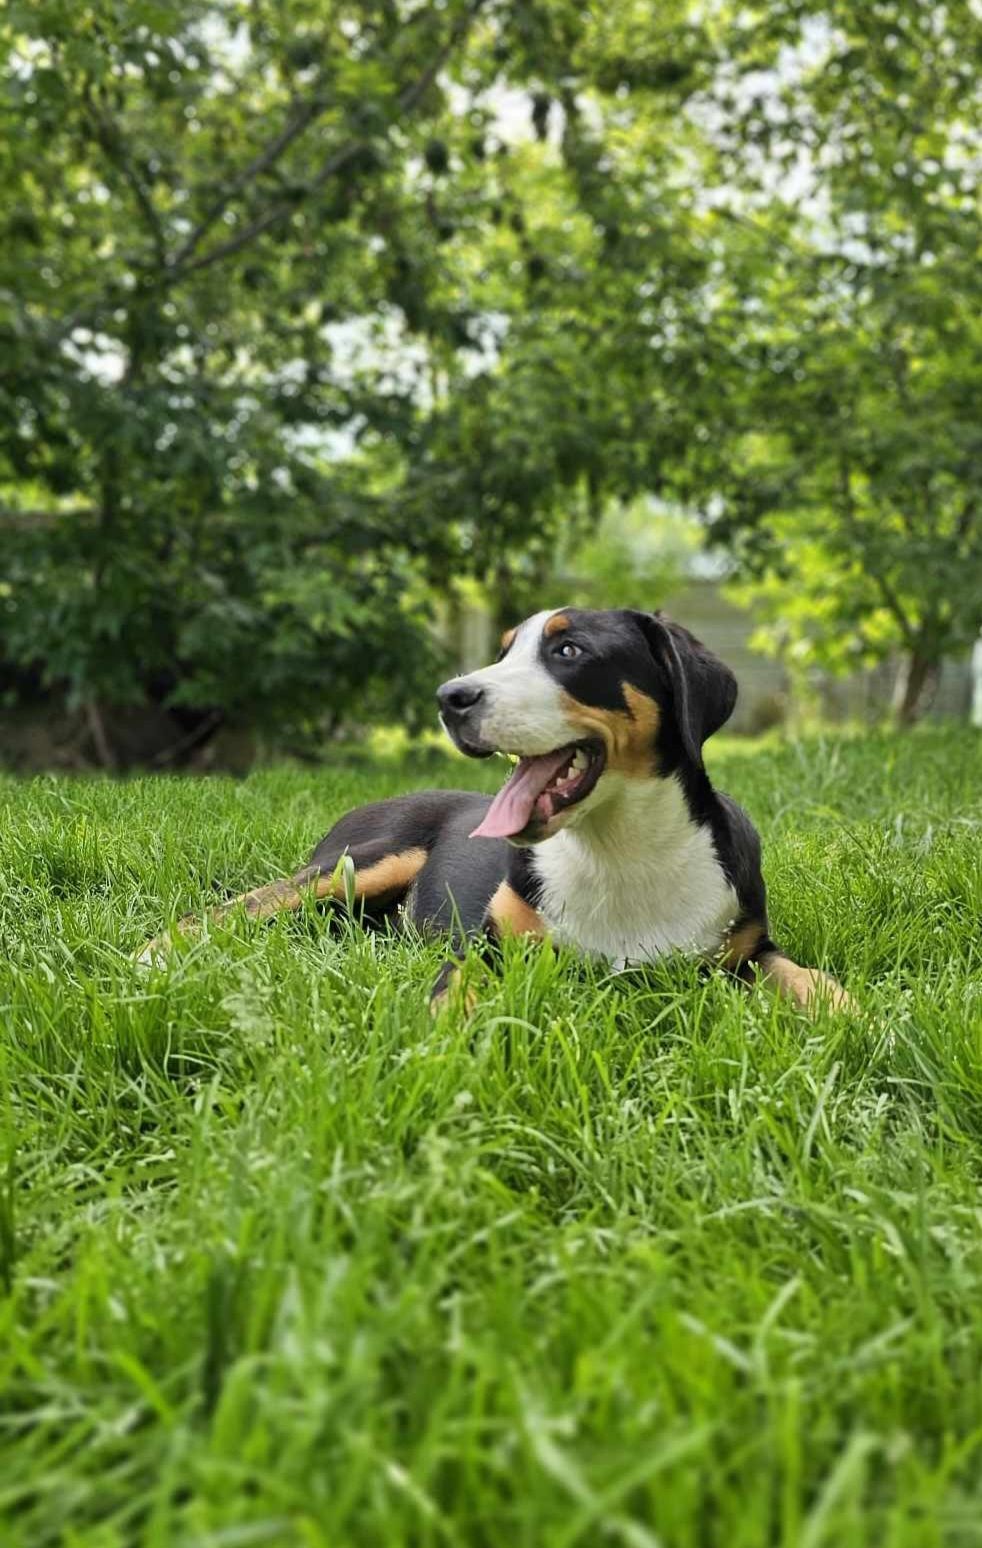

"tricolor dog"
[144,607,852,1013]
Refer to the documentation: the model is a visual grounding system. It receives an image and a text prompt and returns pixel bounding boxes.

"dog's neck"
[529,771,737,964]
[559,769,710,857]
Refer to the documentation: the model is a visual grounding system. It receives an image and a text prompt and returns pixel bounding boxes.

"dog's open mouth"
[470,739,606,840]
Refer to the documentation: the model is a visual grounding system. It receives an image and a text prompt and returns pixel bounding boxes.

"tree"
[2,1,494,757]
[3,0,978,760]
[2,0,696,759]
[671,0,982,724]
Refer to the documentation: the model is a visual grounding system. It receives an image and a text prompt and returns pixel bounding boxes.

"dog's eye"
[556,641,582,660]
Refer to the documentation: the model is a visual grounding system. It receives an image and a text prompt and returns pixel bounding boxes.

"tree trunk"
[490,561,524,642]
[83,698,117,771]
[894,649,940,729]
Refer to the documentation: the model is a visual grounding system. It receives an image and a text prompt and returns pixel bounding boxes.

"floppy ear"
[631,611,737,766]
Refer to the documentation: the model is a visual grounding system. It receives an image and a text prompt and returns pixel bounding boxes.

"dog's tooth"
[572,749,588,771]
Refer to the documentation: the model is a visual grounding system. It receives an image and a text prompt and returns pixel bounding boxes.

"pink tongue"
[470,747,574,839]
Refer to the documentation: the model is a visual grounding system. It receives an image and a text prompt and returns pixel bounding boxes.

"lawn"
[1,727,980,1547]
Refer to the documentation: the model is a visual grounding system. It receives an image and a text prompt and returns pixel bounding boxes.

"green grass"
[1,727,980,1547]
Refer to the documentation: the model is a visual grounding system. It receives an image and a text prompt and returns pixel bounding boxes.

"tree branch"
[174,141,367,278]
[80,82,167,266]
[38,1,487,349]
[836,455,917,647]
[955,494,976,544]
[84,698,118,772]
[0,507,97,529]
[880,320,939,539]
[170,0,488,282]
[147,709,224,768]
[170,91,331,268]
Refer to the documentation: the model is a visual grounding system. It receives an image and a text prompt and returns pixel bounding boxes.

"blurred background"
[1,0,980,771]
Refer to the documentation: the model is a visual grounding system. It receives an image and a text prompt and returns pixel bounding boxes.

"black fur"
[536,610,635,713]
[143,607,856,1010]
[308,789,505,938]
[294,609,773,993]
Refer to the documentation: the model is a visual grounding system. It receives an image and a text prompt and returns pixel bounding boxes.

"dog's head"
[437,607,737,843]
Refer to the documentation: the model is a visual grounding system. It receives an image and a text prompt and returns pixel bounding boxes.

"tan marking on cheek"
[720,919,766,972]
[559,683,661,777]
[620,686,661,772]
[543,612,571,638]
[487,881,547,938]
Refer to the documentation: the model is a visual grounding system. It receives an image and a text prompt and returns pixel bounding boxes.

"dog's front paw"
[133,916,197,969]
[429,959,480,1020]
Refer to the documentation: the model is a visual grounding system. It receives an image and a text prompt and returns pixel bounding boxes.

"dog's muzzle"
[437,677,495,758]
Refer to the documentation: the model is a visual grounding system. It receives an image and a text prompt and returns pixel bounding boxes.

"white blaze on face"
[465,610,579,754]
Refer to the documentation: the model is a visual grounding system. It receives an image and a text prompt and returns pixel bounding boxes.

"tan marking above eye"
[559,682,661,777]
[543,612,571,638]
[499,626,517,651]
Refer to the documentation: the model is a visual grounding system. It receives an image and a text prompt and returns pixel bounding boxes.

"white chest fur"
[530,774,738,967]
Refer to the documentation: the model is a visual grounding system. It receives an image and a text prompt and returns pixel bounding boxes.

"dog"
[142,607,852,1014]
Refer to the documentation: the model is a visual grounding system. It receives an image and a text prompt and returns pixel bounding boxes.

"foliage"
[1,731,981,1539]
[1,0,979,755]
[3,0,682,753]
[557,502,705,612]
[674,0,982,720]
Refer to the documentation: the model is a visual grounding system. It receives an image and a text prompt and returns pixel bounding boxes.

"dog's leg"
[722,921,855,1015]
[428,955,482,1018]
[217,846,429,926]
[755,950,856,1014]
[429,881,546,1016]
[139,845,427,963]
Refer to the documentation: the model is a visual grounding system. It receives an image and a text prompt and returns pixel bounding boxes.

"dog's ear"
[631,611,737,766]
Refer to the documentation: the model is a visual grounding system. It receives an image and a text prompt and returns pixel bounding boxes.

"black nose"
[437,679,485,716]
